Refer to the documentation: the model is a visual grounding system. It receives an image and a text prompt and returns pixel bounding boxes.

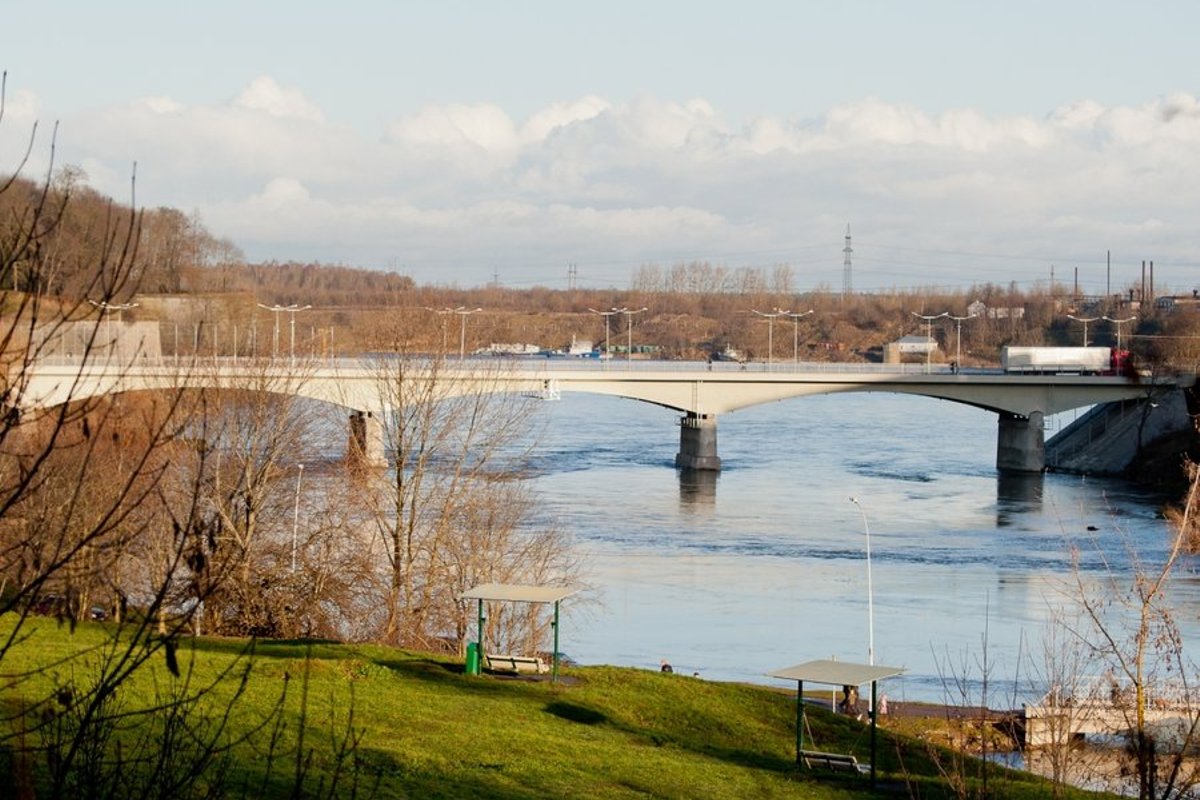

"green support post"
[475,599,485,676]
[870,680,877,787]
[552,600,561,682]
[796,680,805,766]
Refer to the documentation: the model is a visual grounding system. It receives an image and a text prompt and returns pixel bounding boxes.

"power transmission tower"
[568,263,578,290]
[842,224,854,296]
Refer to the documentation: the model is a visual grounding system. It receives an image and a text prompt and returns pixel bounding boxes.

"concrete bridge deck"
[17,356,1194,473]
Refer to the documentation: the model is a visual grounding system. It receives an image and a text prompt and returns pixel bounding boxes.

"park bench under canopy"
[767,659,905,787]
[461,583,577,681]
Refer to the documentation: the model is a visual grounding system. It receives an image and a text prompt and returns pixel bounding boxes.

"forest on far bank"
[6,171,1200,366]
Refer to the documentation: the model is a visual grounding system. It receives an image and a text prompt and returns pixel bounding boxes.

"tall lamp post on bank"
[619,307,648,364]
[848,497,875,668]
[291,463,304,573]
[1103,315,1137,350]
[782,310,814,364]
[911,311,948,372]
[1066,314,1100,347]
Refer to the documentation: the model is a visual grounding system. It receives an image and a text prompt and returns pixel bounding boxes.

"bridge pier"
[348,410,386,468]
[996,411,1045,473]
[676,412,721,471]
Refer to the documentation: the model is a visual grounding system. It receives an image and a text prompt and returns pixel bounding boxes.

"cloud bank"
[3,75,1198,292]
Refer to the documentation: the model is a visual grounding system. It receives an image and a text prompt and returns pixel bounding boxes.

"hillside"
[0,618,1105,799]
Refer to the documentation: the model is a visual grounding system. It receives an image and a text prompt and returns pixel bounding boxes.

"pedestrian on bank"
[660,659,673,673]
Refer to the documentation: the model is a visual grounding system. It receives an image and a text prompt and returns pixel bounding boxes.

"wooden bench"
[484,653,549,674]
[801,750,870,774]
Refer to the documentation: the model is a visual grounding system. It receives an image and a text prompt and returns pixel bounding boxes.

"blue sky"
[3,1,1199,292]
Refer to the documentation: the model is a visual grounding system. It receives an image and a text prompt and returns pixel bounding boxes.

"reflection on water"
[524,392,1189,702]
[678,468,717,507]
[996,472,1044,526]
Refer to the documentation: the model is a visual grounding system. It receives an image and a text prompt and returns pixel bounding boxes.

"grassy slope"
[0,618,1106,799]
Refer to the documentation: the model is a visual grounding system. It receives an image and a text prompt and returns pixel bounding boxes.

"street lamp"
[910,311,949,372]
[258,303,311,363]
[1102,315,1137,350]
[782,310,814,364]
[946,313,977,370]
[428,307,483,359]
[849,497,875,668]
[291,463,304,573]
[751,309,788,367]
[587,307,622,364]
[620,307,648,364]
[89,300,139,360]
[1066,314,1100,347]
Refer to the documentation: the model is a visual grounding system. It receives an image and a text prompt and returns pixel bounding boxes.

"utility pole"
[842,224,853,297]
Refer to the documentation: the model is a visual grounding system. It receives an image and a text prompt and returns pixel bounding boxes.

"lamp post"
[1066,314,1101,347]
[89,300,139,360]
[428,307,482,359]
[1102,315,1137,350]
[751,309,788,367]
[587,307,622,365]
[620,307,648,364]
[291,463,304,573]
[849,497,875,668]
[946,313,977,370]
[782,310,814,364]
[911,311,949,372]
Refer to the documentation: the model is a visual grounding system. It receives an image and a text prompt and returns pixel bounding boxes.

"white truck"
[1000,346,1126,375]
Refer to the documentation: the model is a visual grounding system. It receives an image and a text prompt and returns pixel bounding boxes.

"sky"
[3,1,1199,293]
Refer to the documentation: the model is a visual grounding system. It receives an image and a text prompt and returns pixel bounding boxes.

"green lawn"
[0,617,1109,799]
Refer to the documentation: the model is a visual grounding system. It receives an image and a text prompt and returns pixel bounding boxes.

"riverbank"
[0,618,1103,799]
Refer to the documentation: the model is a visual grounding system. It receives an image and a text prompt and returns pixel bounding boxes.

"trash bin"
[465,642,480,676]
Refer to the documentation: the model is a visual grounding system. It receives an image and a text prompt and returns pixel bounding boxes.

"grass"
[0,617,1113,799]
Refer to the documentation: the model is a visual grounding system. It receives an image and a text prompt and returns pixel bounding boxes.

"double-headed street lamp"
[751,309,790,366]
[911,311,949,372]
[89,299,139,359]
[782,310,814,364]
[619,307,648,364]
[587,307,623,364]
[1102,315,1137,350]
[258,303,312,364]
[1066,314,1100,347]
[946,313,977,369]
[428,307,483,359]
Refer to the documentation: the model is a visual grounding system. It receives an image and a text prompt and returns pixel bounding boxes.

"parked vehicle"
[1001,346,1131,375]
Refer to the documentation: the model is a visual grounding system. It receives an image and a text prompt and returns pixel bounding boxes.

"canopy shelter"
[461,583,578,682]
[767,659,905,787]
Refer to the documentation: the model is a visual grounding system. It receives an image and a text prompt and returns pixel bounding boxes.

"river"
[525,388,1198,705]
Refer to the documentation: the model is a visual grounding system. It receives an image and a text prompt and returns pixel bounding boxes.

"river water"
[525,388,1199,704]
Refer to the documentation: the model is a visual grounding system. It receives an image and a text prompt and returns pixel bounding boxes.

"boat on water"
[539,335,601,358]
[710,346,742,362]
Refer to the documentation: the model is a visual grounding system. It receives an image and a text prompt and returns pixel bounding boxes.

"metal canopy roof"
[767,659,905,686]
[461,583,577,604]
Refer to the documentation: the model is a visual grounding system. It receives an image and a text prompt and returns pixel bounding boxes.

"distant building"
[967,300,1025,320]
[883,335,937,363]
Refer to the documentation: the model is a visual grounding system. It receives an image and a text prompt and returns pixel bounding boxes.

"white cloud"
[234,76,325,122]
[10,76,1200,291]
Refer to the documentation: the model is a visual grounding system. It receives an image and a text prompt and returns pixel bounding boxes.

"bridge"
[18,356,1193,473]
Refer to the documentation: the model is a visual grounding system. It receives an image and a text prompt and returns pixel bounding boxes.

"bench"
[801,750,870,774]
[484,653,549,674]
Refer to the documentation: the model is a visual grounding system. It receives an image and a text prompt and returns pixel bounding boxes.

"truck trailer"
[1000,346,1130,375]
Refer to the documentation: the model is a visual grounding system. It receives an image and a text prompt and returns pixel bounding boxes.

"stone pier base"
[348,410,386,468]
[675,413,721,471]
[996,411,1045,473]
